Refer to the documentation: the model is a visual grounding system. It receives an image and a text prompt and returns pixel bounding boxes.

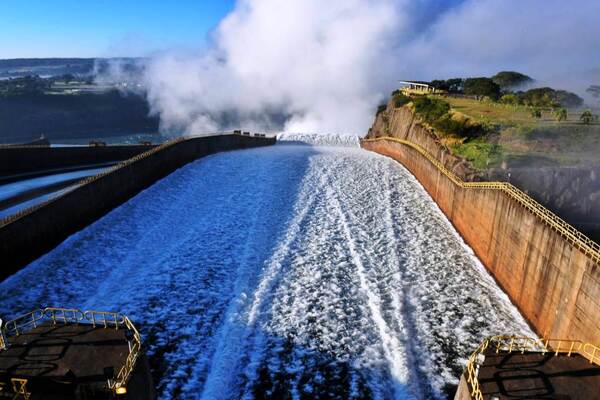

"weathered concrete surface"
[487,166,600,243]
[363,106,600,347]
[453,374,471,400]
[370,103,480,181]
[0,134,275,280]
[0,144,155,182]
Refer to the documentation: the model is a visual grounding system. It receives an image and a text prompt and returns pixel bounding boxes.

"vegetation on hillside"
[411,97,485,140]
[382,70,600,170]
[491,71,533,90]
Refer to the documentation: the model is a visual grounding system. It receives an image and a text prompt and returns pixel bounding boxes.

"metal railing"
[0,318,6,350]
[0,135,187,229]
[1,307,141,394]
[362,137,600,264]
[465,336,600,400]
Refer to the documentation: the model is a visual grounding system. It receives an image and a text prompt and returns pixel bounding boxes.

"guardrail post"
[0,319,6,350]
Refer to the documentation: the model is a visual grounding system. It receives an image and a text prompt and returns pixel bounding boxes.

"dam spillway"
[0,139,534,399]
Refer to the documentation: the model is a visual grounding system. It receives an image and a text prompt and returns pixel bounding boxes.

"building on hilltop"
[398,80,446,96]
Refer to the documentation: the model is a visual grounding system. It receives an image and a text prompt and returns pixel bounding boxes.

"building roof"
[398,80,432,87]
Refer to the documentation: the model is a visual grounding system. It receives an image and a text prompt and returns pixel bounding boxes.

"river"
[0,136,534,399]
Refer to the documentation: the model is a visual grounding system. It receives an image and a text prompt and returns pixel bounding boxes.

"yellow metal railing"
[465,336,600,400]
[0,319,6,350]
[1,307,141,394]
[362,137,600,264]
[0,131,272,229]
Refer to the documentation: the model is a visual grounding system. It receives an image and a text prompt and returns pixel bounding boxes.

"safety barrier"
[362,137,600,264]
[465,335,600,400]
[0,319,5,350]
[0,131,274,230]
[0,136,185,229]
[1,307,141,394]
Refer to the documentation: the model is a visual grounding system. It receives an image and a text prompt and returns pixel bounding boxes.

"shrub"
[412,96,450,123]
[554,107,567,122]
[530,108,542,118]
[393,92,411,108]
[499,94,520,105]
[433,115,485,140]
[452,141,502,169]
[580,109,597,124]
[376,104,387,116]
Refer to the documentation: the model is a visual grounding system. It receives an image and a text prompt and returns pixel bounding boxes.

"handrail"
[362,137,600,264]
[465,336,600,400]
[0,131,272,229]
[0,318,6,350]
[1,307,141,394]
[0,134,189,229]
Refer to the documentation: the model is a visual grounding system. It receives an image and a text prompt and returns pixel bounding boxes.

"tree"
[580,109,597,124]
[392,92,411,108]
[431,78,464,93]
[530,108,542,119]
[464,77,501,100]
[500,94,520,105]
[492,71,534,90]
[554,107,567,122]
[519,87,583,108]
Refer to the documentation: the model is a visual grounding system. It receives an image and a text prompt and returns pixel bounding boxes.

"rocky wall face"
[369,101,479,181]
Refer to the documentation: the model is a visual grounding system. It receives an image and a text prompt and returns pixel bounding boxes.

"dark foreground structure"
[455,336,600,400]
[0,308,153,399]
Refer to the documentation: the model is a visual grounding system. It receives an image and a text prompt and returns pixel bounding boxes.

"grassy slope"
[436,96,600,169]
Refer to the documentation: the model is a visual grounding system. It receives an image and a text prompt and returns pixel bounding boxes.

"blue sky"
[1,1,236,58]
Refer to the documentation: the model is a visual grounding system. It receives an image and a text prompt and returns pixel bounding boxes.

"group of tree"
[516,87,583,108]
[0,75,51,97]
[429,71,585,109]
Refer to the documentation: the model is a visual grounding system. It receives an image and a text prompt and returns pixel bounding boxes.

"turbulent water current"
[0,135,534,399]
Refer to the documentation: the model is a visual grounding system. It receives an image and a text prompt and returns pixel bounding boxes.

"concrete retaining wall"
[0,134,275,280]
[0,144,156,180]
[363,134,600,346]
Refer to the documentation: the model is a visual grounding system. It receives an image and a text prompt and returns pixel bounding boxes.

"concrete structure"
[398,80,446,96]
[0,307,153,399]
[454,336,600,400]
[0,133,275,280]
[0,144,156,184]
[363,102,600,346]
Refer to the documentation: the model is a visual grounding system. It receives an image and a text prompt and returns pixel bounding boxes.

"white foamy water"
[0,142,534,399]
[277,133,361,147]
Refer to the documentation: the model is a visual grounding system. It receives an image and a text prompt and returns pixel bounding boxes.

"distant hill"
[0,58,141,79]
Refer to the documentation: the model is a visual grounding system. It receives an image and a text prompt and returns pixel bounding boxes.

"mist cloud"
[103,0,600,135]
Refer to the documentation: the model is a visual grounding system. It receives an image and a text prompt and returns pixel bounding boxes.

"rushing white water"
[0,141,534,399]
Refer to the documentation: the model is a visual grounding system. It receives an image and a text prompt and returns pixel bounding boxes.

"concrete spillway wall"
[0,134,275,280]
[0,144,156,180]
[363,106,600,346]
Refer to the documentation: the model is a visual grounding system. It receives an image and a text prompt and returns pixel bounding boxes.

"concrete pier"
[0,308,154,399]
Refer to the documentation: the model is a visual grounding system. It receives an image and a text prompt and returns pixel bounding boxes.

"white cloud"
[103,0,600,135]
